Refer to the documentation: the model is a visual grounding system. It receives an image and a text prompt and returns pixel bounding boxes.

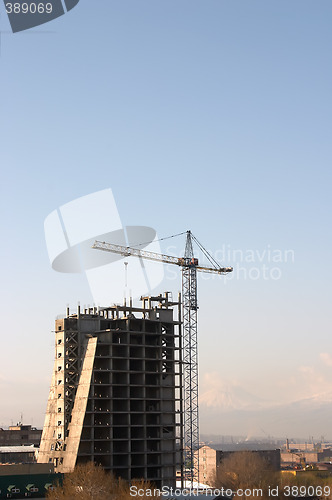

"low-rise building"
[281,449,332,467]
[0,425,42,447]
[0,445,37,464]
[197,445,281,484]
[0,463,61,499]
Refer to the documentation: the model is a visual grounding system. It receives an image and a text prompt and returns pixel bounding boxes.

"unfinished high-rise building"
[38,293,182,488]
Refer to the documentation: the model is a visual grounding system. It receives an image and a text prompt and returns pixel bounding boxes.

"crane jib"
[92,240,233,274]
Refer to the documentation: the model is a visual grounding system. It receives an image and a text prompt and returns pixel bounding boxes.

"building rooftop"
[0,445,36,454]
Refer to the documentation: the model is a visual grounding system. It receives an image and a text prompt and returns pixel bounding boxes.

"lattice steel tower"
[182,231,199,482]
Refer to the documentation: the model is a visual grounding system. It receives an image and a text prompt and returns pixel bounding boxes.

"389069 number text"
[5,2,53,14]
[283,485,331,497]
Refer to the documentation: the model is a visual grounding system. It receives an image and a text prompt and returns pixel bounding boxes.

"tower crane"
[92,230,233,484]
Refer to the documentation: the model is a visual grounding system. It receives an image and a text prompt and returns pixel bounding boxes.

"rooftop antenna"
[124,261,128,288]
[124,261,128,306]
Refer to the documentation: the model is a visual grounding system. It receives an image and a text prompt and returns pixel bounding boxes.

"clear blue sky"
[0,0,331,437]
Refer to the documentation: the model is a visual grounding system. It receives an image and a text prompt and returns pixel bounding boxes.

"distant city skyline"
[0,0,331,437]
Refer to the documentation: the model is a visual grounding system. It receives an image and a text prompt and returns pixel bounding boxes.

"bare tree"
[46,462,118,499]
[212,451,276,497]
[46,462,160,500]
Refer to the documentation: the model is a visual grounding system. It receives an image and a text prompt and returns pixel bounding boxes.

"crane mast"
[92,231,232,485]
[182,231,199,484]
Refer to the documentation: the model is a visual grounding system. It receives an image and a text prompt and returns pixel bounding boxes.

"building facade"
[0,445,37,465]
[0,425,41,447]
[197,445,281,484]
[198,445,217,484]
[0,464,61,499]
[38,293,182,488]
[217,449,281,470]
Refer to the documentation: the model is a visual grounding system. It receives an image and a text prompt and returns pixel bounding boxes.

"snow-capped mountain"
[199,388,332,438]
[199,383,265,411]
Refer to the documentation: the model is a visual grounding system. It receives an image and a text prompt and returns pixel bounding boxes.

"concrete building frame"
[38,293,183,488]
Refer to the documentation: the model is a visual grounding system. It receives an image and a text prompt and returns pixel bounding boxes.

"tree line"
[47,452,332,499]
